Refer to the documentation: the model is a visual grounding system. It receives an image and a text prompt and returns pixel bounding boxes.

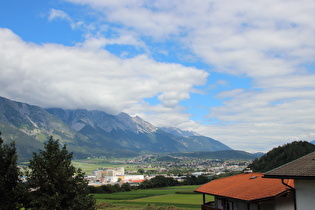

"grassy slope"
[72,159,132,175]
[93,185,214,210]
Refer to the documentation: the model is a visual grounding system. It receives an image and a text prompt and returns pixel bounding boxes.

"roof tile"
[264,151,315,179]
[195,173,293,202]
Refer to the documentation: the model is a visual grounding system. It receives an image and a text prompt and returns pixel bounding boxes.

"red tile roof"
[195,173,293,202]
[132,179,145,183]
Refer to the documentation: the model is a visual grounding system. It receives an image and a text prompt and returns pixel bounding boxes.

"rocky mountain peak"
[160,127,200,137]
[0,96,232,160]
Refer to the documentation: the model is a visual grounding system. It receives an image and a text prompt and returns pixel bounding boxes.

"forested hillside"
[171,150,259,160]
[248,141,315,172]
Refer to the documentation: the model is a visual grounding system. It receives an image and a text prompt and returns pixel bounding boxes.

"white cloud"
[48,9,70,22]
[48,9,83,29]
[3,0,315,152]
[198,86,315,151]
[0,28,208,116]
[65,0,315,77]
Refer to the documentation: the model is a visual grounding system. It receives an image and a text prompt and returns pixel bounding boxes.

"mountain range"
[0,96,232,161]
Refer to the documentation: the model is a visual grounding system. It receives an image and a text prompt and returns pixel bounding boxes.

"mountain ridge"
[0,96,232,160]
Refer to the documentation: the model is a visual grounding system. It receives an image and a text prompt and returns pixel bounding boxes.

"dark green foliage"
[156,156,179,162]
[171,150,258,160]
[100,184,122,193]
[88,185,103,194]
[88,183,132,194]
[121,183,132,191]
[248,141,315,172]
[138,168,145,174]
[183,175,210,185]
[0,132,22,210]
[26,136,96,210]
[139,175,179,189]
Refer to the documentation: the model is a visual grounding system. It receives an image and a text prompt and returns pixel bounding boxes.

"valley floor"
[93,185,214,210]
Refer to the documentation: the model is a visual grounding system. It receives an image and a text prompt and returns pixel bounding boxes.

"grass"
[72,159,133,175]
[93,185,214,210]
[72,158,159,175]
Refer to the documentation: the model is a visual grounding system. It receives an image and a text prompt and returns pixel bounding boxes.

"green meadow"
[72,160,123,175]
[93,185,214,210]
[73,159,214,209]
[72,158,138,175]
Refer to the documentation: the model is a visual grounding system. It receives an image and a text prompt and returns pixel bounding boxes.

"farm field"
[72,158,142,175]
[93,185,214,210]
[72,159,128,175]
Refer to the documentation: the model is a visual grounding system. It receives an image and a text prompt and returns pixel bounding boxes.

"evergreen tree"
[0,132,22,210]
[139,175,179,188]
[183,175,210,185]
[121,183,132,191]
[26,136,95,210]
[248,141,315,172]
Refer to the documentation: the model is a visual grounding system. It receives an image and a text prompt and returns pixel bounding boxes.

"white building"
[91,167,144,184]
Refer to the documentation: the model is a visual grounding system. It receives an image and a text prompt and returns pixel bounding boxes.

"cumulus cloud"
[65,0,315,79]
[3,0,315,152]
[0,28,208,116]
[64,0,315,151]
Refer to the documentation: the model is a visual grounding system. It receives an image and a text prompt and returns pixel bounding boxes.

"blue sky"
[1,0,315,152]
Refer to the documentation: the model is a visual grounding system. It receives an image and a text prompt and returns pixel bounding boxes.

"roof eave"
[248,189,292,203]
[264,175,315,180]
[194,188,293,203]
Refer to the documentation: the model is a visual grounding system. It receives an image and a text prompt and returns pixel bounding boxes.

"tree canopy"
[0,132,22,209]
[26,136,95,210]
[248,141,315,172]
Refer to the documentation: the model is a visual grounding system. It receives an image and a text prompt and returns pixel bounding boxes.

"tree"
[183,175,210,185]
[26,136,95,210]
[137,168,145,174]
[139,175,179,188]
[0,132,22,210]
[121,183,131,191]
[248,141,315,172]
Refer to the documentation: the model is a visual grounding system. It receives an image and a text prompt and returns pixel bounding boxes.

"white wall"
[214,194,294,210]
[295,180,315,210]
[123,175,144,180]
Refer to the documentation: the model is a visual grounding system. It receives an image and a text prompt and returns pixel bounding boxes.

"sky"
[1,0,315,152]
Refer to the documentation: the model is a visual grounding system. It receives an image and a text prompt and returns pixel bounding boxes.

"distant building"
[90,167,144,184]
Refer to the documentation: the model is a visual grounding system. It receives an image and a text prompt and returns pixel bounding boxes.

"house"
[194,171,294,210]
[264,151,315,210]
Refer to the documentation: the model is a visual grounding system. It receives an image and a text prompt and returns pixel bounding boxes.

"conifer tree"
[26,136,95,210]
[0,132,21,210]
[248,141,315,172]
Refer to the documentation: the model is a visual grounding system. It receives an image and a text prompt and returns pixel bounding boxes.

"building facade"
[264,151,315,210]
